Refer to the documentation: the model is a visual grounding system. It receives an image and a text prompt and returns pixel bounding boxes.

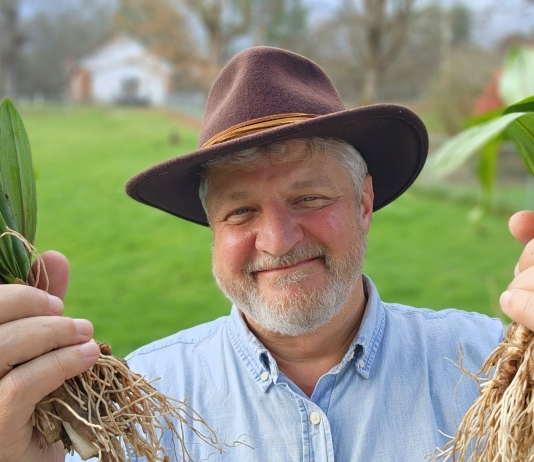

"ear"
[360,175,374,233]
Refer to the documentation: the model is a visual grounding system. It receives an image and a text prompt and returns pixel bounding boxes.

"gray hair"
[199,137,368,217]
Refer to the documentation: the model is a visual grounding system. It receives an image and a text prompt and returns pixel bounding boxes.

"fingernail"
[79,340,100,357]
[500,290,512,308]
[47,293,63,314]
[73,318,93,336]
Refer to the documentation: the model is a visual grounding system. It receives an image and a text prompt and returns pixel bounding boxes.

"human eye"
[224,206,254,223]
[294,194,333,210]
[297,195,324,205]
[232,207,250,216]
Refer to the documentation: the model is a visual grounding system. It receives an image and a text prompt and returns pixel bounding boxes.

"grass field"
[19,104,524,357]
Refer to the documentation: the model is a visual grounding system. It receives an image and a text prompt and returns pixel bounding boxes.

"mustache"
[243,243,330,275]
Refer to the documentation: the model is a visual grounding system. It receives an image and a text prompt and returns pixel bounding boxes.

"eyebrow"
[219,175,335,201]
[289,174,336,191]
[224,191,250,201]
[209,191,250,216]
[210,174,338,216]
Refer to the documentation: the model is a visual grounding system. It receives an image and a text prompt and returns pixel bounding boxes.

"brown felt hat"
[126,46,428,226]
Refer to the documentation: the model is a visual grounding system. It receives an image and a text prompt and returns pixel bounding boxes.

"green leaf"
[476,135,501,212]
[499,46,534,106]
[0,153,31,279]
[466,136,502,223]
[429,112,526,177]
[0,99,37,283]
[464,108,504,128]
[0,99,37,245]
[0,180,30,283]
[506,113,534,177]
[429,45,534,221]
[504,95,534,115]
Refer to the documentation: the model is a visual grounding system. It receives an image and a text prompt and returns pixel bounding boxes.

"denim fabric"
[66,275,503,462]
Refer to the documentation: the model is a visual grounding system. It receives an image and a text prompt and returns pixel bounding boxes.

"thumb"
[509,211,534,245]
[32,250,70,300]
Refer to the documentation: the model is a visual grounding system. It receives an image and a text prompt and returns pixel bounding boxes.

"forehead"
[207,141,351,195]
[207,139,333,178]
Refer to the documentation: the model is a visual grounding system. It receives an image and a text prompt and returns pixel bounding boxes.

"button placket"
[305,405,334,461]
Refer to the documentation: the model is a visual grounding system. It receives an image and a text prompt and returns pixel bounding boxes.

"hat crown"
[198,47,346,148]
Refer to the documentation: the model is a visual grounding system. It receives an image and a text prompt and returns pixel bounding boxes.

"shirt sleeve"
[64,448,138,461]
[65,454,96,462]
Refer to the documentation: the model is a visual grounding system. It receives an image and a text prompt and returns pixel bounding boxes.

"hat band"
[201,113,318,148]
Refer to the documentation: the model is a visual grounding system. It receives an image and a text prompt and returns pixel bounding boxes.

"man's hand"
[500,211,534,330]
[0,251,100,462]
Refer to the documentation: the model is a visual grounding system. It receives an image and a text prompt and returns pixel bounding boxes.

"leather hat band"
[201,113,317,148]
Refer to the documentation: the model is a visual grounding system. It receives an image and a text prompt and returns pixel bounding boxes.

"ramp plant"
[429,47,534,461]
[0,98,38,285]
[0,99,224,461]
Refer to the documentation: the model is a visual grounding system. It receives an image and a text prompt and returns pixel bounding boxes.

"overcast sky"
[19,0,534,48]
[307,0,534,46]
[467,0,534,44]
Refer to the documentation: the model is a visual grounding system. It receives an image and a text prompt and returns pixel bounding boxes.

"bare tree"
[180,0,252,79]
[115,0,202,90]
[0,0,23,99]
[119,0,309,90]
[117,0,256,90]
[339,0,416,105]
[17,0,114,100]
[252,0,309,52]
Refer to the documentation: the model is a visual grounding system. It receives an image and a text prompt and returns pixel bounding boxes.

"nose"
[255,203,304,256]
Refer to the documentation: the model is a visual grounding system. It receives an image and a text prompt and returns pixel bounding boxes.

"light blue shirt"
[66,276,503,461]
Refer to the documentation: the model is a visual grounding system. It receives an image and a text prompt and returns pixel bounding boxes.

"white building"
[69,36,173,106]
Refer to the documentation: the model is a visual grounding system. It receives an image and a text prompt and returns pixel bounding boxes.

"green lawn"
[364,189,521,318]
[19,104,523,357]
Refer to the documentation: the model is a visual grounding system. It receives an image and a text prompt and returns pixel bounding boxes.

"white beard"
[213,217,367,337]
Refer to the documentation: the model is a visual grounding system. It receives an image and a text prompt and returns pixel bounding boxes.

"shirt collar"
[227,274,386,389]
[351,275,386,379]
[227,305,274,390]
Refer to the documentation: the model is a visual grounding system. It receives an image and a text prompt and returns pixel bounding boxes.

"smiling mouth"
[243,243,329,279]
[252,257,321,276]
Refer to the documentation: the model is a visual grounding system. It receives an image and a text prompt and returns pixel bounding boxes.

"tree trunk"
[208,29,225,69]
[360,65,380,105]
[0,0,21,99]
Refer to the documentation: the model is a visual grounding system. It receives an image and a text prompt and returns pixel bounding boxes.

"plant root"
[3,228,228,461]
[33,342,226,461]
[432,322,534,461]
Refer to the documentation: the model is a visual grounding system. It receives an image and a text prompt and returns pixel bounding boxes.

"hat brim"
[126,104,428,226]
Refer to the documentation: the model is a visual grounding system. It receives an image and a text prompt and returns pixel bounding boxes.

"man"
[1,46,534,462]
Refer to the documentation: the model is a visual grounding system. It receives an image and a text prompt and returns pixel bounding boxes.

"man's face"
[207,141,373,336]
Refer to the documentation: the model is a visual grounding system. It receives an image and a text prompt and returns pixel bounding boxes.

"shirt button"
[310,411,321,425]
[359,359,365,368]
[260,371,269,381]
